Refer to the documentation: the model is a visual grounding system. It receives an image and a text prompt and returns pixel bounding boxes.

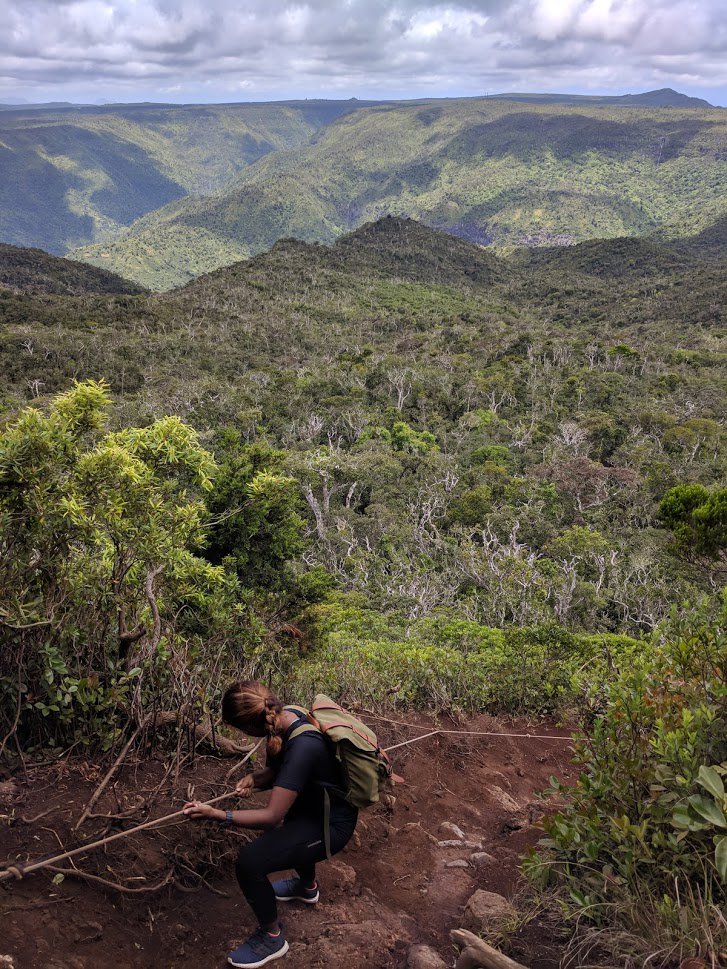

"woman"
[184,680,358,968]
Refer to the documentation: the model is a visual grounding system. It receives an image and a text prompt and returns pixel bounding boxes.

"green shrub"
[526,611,727,964]
[272,597,641,714]
[0,382,252,749]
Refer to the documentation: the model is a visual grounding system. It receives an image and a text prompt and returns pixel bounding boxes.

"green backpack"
[285,694,393,856]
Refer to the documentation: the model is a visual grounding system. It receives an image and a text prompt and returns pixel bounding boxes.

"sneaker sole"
[228,940,290,968]
[275,892,319,904]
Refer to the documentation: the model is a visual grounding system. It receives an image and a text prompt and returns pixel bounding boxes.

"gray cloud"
[1,0,725,103]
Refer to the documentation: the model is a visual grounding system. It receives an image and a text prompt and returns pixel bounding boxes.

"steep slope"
[514,234,698,279]
[1,219,723,638]
[0,100,377,255]
[3,216,723,406]
[0,243,145,295]
[75,96,727,289]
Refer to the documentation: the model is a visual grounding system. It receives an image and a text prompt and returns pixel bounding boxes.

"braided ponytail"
[221,680,284,756]
[264,695,284,756]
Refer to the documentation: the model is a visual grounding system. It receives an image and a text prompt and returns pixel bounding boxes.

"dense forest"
[0,99,376,254]
[1,217,725,964]
[2,93,724,291]
[72,96,727,289]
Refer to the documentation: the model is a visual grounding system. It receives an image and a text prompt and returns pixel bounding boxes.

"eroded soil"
[0,714,575,969]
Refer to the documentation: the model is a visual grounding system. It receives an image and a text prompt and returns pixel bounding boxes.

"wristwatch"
[222,809,233,827]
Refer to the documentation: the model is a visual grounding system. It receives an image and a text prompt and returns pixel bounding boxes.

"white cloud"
[0,0,724,103]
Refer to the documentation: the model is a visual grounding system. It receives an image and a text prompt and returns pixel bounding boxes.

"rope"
[364,711,573,744]
[383,729,441,752]
[0,714,573,884]
[0,738,264,884]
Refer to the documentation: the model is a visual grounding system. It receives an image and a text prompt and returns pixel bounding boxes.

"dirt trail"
[0,714,575,968]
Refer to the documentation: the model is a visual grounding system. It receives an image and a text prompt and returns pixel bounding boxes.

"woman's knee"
[235,842,267,888]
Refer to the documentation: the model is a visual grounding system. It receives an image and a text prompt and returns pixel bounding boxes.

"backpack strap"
[284,704,310,719]
[322,787,332,860]
[288,722,319,741]
[284,705,319,741]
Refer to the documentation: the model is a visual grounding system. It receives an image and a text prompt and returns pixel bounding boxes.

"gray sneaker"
[227,928,289,967]
[272,876,319,904]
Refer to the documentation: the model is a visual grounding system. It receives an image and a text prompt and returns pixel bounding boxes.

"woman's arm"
[184,786,297,830]
[251,767,275,790]
[235,767,275,797]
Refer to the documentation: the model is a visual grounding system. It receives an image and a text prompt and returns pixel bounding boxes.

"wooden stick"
[74,725,141,830]
[451,929,531,969]
[0,738,263,883]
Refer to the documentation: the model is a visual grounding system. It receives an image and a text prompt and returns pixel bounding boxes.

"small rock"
[437,839,482,849]
[401,821,437,843]
[407,944,448,969]
[680,961,708,969]
[446,859,470,868]
[502,815,525,832]
[464,889,515,930]
[470,851,496,866]
[329,860,357,891]
[0,957,15,968]
[488,786,520,812]
[74,922,103,944]
[440,821,466,840]
[400,824,438,844]
[527,802,545,824]
[0,780,19,802]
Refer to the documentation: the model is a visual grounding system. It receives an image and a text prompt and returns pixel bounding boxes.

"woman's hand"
[183,800,221,820]
[235,775,255,798]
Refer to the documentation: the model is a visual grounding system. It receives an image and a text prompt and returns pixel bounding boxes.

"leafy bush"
[271,597,641,714]
[527,610,727,965]
[660,483,727,560]
[0,382,253,749]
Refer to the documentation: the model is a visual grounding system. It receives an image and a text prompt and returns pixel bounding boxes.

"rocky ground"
[0,713,575,968]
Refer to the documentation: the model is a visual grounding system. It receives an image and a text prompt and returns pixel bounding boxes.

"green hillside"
[0,243,145,295]
[2,218,724,636]
[73,97,727,289]
[0,100,376,255]
[3,218,725,961]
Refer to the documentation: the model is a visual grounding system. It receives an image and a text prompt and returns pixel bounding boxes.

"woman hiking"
[184,680,358,968]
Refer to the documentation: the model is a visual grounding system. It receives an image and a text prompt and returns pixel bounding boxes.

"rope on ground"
[0,715,573,885]
[0,737,264,884]
[365,711,574,745]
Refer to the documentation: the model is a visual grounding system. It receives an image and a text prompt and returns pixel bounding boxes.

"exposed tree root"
[47,865,174,895]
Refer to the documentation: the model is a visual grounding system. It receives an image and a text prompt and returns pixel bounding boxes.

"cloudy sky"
[1,0,725,106]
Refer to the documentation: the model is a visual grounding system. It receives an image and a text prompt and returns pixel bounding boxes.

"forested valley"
[1,214,725,967]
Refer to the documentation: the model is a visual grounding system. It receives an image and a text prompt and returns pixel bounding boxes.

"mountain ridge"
[0,100,378,254]
[0,242,146,295]
[72,97,727,289]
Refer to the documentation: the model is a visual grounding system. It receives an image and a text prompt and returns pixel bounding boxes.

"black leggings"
[235,810,357,926]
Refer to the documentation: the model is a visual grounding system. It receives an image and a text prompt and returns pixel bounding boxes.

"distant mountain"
[490,88,714,108]
[0,243,145,295]
[2,217,723,413]
[0,100,381,254]
[74,97,727,289]
[515,234,698,280]
[614,88,714,108]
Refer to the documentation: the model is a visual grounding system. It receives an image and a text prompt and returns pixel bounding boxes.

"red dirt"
[0,714,576,968]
